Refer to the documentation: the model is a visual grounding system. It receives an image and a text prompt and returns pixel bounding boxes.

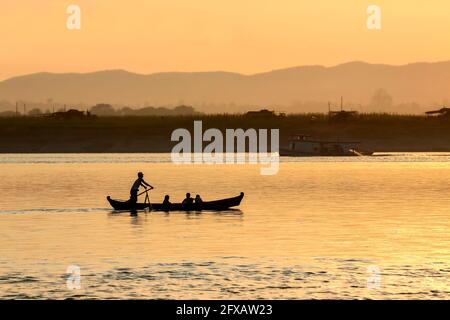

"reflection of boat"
[106,192,244,211]
[281,134,373,157]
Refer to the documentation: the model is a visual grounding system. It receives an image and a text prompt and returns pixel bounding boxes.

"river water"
[1,153,450,299]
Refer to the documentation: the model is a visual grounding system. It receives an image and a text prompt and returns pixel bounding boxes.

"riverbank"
[1,114,449,153]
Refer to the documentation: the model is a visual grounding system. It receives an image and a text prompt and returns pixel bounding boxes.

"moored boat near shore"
[280,134,373,157]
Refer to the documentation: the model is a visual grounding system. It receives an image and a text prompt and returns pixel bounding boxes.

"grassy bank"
[1,114,450,153]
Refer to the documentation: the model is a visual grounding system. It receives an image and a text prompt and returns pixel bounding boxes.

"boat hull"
[280,148,373,157]
[107,192,244,212]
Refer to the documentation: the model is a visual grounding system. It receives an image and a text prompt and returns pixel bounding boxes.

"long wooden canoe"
[106,192,244,212]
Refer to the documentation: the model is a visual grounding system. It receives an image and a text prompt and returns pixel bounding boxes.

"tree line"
[0,104,200,117]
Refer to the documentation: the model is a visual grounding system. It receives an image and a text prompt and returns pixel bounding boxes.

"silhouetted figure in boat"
[182,193,194,208]
[129,172,153,211]
[195,194,203,204]
[162,195,171,212]
[163,195,171,205]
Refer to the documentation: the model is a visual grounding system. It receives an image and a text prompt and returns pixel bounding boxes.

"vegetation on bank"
[0,112,448,129]
[0,113,449,152]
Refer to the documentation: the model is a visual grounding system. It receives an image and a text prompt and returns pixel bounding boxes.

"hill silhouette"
[1,61,450,113]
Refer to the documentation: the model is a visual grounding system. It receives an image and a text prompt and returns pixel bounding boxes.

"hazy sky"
[1,0,449,80]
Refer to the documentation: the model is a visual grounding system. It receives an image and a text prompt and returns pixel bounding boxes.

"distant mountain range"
[1,61,450,113]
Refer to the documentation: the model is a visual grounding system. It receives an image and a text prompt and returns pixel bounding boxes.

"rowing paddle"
[137,187,154,197]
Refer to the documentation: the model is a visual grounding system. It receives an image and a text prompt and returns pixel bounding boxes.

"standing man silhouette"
[130,172,153,209]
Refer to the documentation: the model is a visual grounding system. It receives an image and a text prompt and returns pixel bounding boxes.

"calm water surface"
[1,153,450,299]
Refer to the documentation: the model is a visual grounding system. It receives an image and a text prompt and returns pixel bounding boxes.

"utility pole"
[16,102,18,116]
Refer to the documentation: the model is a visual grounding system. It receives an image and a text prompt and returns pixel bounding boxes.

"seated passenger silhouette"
[162,195,171,212]
[182,193,194,208]
[195,194,203,204]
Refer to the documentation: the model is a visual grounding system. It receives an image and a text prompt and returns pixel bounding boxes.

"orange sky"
[1,0,450,80]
